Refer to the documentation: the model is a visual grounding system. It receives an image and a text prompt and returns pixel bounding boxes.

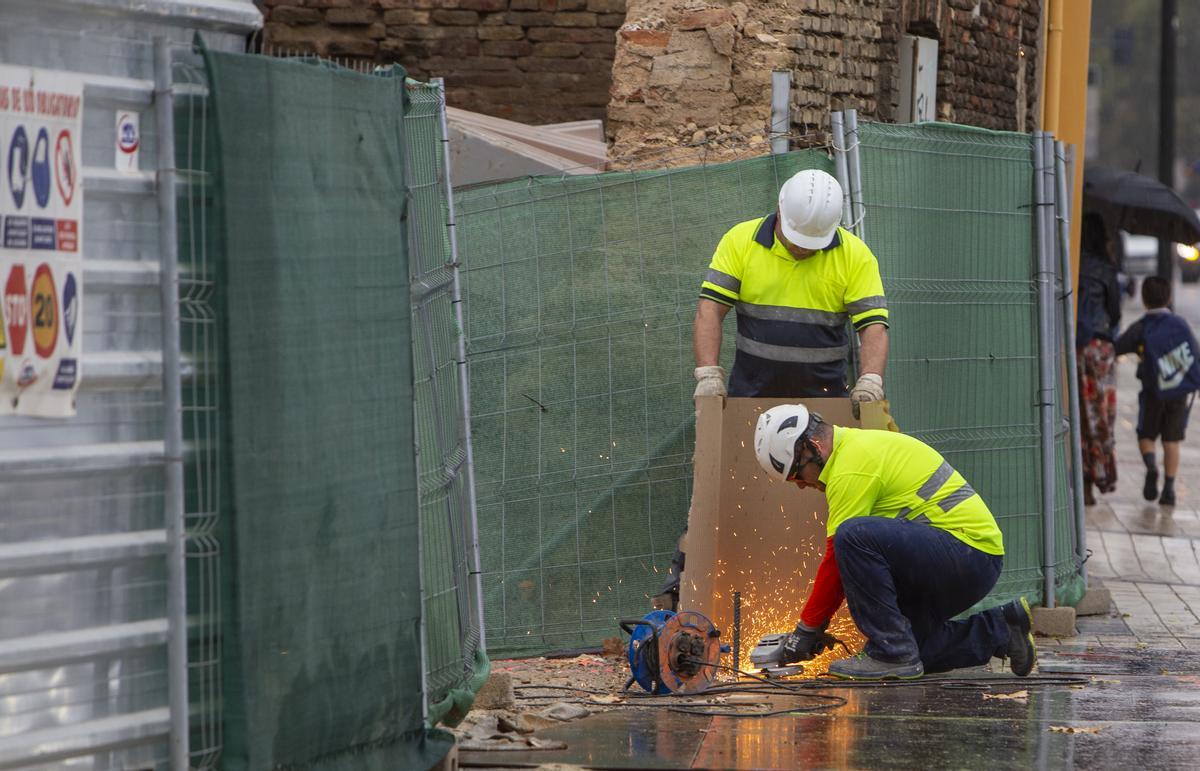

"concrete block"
[1032,606,1077,637]
[472,670,515,710]
[1074,584,1114,616]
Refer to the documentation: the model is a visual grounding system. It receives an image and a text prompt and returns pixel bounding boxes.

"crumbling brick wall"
[257,0,628,125]
[608,0,1041,166]
[931,0,1041,130]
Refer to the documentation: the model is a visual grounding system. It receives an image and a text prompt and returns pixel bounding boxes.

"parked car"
[1120,230,1200,283]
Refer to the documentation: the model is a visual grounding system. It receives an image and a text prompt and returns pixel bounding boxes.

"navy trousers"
[833,517,1009,673]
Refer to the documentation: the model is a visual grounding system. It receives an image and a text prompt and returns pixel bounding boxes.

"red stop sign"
[5,266,28,356]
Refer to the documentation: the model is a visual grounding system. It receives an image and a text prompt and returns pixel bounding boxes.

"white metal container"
[0,2,259,768]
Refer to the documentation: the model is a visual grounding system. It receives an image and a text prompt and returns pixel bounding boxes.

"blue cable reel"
[620,610,728,694]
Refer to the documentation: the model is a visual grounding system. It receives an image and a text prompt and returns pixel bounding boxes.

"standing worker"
[693,168,890,406]
[1075,213,1122,504]
[751,403,1035,680]
[657,169,891,609]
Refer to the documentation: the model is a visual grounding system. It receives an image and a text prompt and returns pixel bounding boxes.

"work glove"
[779,621,840,664]
[850,373,885,419]
[693,366,727,399]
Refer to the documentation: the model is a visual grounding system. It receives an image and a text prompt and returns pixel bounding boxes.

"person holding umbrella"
[1081,164,1200,504]
[1075,213,1122,505]
[1083,164,1200,279]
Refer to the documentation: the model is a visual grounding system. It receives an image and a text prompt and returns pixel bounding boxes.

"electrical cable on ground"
[516,683,845,717]
[512,661,1088,719]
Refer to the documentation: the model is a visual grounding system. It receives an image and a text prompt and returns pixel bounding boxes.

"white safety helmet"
[777,169,843,250]
[754,403,820,483]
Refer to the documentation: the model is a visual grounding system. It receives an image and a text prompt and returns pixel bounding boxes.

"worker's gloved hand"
[780,621,837,664]
[850,373,885,419]
[693,366,727,399]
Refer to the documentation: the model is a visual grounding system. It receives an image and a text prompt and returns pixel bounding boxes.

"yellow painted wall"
[1041,0,1093,290]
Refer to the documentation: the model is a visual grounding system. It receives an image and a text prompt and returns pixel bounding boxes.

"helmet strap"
[788,434,825,480]
[799,436,826,472]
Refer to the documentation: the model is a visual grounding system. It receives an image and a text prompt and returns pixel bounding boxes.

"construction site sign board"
[0,65,83,418]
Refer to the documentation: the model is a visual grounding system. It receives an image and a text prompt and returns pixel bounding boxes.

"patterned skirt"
[1078,339,1118,492]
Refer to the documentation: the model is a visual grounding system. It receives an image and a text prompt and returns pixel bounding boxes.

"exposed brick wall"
[259,0,1042,157]
[933,0,1041,132]
[257,0,628,125]
[607,0,1042,166]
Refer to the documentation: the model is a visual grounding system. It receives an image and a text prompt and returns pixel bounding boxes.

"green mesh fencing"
[200,49,452,768]
[457,125,1085,656]
[456,153,835,655]
[853,122,1046,604]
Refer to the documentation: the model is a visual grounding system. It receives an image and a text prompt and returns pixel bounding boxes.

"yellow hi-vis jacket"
[700,214,888,397]
[818,426,1005,555]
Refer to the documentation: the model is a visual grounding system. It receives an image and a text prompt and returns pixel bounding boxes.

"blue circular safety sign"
[32,127,50,209]
[7,125,28,210]
[117,113,139,154]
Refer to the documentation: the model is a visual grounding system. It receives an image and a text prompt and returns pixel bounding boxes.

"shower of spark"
[711,493,866,676]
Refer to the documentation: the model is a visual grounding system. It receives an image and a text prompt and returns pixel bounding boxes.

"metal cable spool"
[621,610,724,694]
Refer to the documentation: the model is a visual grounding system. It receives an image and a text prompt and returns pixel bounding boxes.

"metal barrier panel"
[847,121,1085,608]
[403,78,486,713]
[851,121,1047,604]
[0,2,258,768]
[455,152,836,655]
[172,50,226,769]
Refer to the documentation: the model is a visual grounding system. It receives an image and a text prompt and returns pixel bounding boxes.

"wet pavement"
[461,648,1200,769]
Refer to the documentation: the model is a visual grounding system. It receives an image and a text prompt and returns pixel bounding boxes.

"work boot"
[1002,597,1037,677]
[827,652,923,681]
[1144,468,1159,502]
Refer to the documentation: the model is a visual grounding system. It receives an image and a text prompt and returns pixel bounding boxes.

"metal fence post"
[831,112,852,227]
[1055,139,1087,586]
[845,109,866,242]
[154,36,191,771]
[434,77,487,652]
[1034,132,1057,608]
[831,111,861,378]
[770,71,790,155]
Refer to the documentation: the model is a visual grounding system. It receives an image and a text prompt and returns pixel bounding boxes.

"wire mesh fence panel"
[456,152,835,655]
[854,121,1070,605]
[403,79,485,714]
[173,51,224,769]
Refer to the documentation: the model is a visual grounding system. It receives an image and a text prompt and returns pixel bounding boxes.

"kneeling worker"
[753,403,1036,680]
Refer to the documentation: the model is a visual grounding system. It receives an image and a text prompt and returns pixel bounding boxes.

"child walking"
[1115,277,1200,506]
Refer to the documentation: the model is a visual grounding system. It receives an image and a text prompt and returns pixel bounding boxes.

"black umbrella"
[1083,164,1200,245]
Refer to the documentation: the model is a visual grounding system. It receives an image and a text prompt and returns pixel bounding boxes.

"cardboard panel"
[681,397,895,672]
